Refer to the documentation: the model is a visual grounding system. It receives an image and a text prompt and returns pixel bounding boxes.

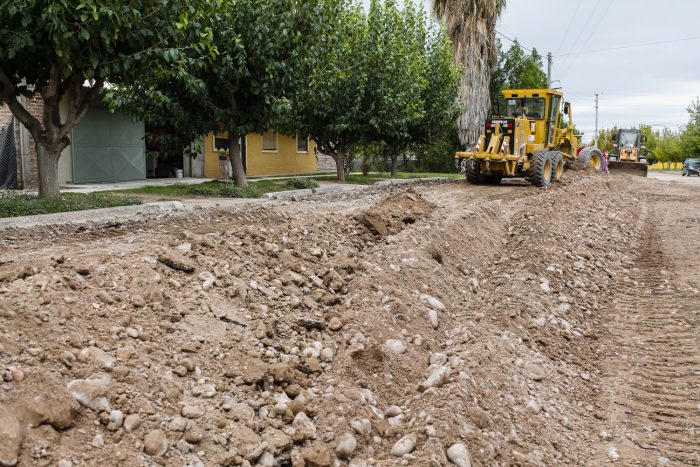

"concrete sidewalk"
[59,177,213,193]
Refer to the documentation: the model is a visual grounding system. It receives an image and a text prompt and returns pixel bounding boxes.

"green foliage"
[490,40,548,113]
[0,0,215,197]
[285,178,320,189]
[216,184,259,198]
[0,192,141,218]
[111,0,321,187]
[290,0,460,179]
[682,98,700,159]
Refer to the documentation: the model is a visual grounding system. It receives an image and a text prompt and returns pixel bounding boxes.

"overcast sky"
[364,0,700,142]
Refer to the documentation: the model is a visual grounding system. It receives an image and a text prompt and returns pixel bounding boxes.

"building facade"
[203,131,318,178]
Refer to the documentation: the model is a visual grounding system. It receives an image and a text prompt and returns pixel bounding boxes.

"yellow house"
[203,131,317,178]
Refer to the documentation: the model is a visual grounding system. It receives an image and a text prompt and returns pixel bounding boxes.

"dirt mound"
[357,190,434,239]
[1,172,694,466]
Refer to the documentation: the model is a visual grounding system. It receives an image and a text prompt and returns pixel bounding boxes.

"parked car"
[682,158,700,176]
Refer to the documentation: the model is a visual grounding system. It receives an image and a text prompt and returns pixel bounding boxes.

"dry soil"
[0,171,697,467]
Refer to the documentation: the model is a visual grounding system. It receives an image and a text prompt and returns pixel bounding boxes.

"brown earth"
[0,172,697,467]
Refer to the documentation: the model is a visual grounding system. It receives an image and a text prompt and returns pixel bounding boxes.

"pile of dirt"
[0,174,655,466]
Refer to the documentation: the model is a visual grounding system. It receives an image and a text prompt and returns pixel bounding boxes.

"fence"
[0,119,17,189]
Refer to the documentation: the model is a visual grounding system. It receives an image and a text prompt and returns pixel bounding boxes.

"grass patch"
[285,177,319,189]
[0,191,142,218]
[317,171,461,185]
[107,180,289,199]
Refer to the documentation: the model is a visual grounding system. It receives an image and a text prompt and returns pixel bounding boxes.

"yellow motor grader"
[456,89,604,186]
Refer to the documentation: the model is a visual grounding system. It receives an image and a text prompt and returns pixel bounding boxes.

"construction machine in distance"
[455,88,604,187]
[607,128,649,176]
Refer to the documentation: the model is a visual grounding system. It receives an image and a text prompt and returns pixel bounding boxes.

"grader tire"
[578,147,604,172]
[528,151,552,187]
[465,159,488,184]
[550,151,564,181]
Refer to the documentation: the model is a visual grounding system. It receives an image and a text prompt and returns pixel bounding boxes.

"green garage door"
[72,108,145,183]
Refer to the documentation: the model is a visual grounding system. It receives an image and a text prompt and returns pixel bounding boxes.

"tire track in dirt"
[594,202,700,466]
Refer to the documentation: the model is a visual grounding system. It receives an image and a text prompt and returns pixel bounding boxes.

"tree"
[0,0,213,197]
[432,0,506,146]
[288,0,369,182]
[365,0,428,177]
[682,98,700,159]
[112,0,319,188]
[489,40,547,113]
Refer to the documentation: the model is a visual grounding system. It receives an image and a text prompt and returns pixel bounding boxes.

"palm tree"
[432,0,506,146]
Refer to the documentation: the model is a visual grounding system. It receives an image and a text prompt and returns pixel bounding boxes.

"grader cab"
[456,89,604,187]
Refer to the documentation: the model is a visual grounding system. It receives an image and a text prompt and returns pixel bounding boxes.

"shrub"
[285,177,319,189]
[217,185,260,198]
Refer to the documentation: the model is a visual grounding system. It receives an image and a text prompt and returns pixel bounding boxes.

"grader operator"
[456,89,604,187]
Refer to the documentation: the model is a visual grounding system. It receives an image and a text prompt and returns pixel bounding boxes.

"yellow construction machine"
[608,128,648,176]
[456,88,604,186]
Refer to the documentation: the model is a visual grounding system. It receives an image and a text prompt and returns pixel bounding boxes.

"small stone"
[185,425,204,444]
[607,445,620,461]
[301,441,332,467]
[109,410,124,428]
[292,412,317,440]
[428,309,439,329]
[533,316,546,328]
[91,434,104,448]
[540,282,551,293]
[174,366,188,377]
[348,342,365,357]
[391,434,416,456]
[123,414,141,433]
[418,366,450,391]
[526,400,541,414]
[580,372,591,381]
[526,364,545,381]
[58,460,73,467]
[144,429,168,457]
[420,294,445,311]
[446,443,471,467]
[168,417,188,432]
[328,317,343,331]
[335,432,357,458]
[176,439,191,454]
[401,257,420,269]
[320,347,334,363]
[67,374,111,412]
[385,339,407,354]
[350,418,371,437]
[182,404,204,419]
[0,407,23,467]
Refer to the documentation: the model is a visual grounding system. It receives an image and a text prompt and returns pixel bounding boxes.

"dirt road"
[0,172,697,466]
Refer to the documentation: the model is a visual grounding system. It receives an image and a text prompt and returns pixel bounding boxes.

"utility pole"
[547,52,552,88]
[594,93,599,145]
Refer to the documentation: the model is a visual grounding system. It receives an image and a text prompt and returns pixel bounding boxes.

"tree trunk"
[334,152,345,182]
[229,132,247,187]
[390,155,398,177]
[37,144,60,198]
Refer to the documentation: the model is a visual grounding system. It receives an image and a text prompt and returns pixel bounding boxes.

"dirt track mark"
[595,204,700,466]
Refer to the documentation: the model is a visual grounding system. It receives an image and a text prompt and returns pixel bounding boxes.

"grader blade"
[608,161,648,177]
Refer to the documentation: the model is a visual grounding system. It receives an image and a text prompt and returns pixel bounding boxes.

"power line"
[555,35,700,57]
[495,29,533,53]
[558,0,583,54]
[558,0,603,73]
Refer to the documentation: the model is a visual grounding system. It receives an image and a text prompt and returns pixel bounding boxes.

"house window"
[296,135,309,153]
[262,131,277,152]
[213,134,229,152]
